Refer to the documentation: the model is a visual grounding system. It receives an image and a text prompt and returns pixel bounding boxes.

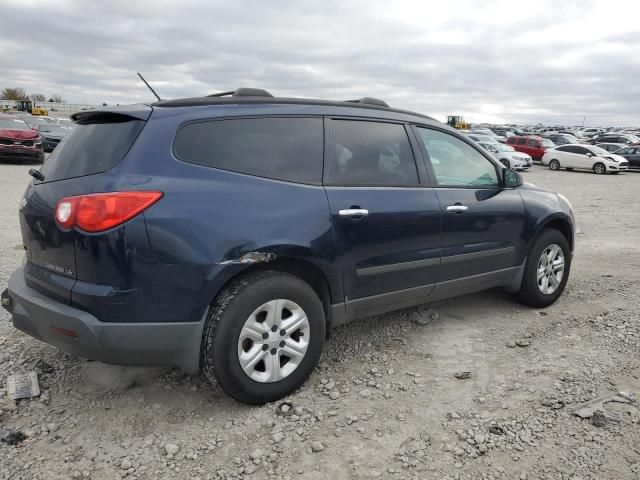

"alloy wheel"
[536,244,565,295]
[237,299,310,383]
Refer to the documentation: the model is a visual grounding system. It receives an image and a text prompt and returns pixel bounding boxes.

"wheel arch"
[205,253,342,334]
[530,214,574,254]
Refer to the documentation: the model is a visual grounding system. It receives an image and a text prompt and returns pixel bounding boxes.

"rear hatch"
[19,106,151,304]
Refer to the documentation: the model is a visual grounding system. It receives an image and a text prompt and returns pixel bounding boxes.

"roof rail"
[347,97,389,107]
[206,88,273,98]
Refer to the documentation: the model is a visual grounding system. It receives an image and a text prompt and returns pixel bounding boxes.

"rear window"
[173,117,323,184]
[40,115,144,182]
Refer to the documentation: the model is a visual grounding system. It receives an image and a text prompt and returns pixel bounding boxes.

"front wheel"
[549,159,560,170]
[201,271,326,404]
[518,229,571,308]
[593,162,606,174]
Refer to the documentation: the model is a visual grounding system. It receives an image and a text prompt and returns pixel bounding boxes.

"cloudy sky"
[3,0,640,126]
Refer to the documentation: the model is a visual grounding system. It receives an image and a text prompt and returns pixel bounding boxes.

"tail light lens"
[55,191,163,232]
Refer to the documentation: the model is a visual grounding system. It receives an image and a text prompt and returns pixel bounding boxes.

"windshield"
[494,144,514,152]
[39,124,68,134]
[0,118,31,130]
[590,146,611,155]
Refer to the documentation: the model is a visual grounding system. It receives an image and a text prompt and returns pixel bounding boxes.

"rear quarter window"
[173,117,323,184]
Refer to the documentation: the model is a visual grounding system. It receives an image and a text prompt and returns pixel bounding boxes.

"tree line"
[1,87,64,103]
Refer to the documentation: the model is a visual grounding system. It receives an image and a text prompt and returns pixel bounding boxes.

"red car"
[506,135,555,161]
[0,114,44,163]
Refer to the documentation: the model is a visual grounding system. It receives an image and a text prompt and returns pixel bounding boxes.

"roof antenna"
[137,72,161,101]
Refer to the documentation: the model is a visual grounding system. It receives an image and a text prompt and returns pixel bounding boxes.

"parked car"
[489,128,515,139]
[0,114,44,163]
[541,134,579,146]
[470,128,505,142]
[2,89,575,404]
[37,124,70,152]
[587,133,640,145]
[466,133,499,144]
[506,135,555,161]
[596,143,625,153]
[542,144,628,174]
[478,142,532,169]
[612,145,640,170]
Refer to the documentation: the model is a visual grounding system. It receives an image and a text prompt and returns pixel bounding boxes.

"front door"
[414,126,527,296]
[324,119,441,317]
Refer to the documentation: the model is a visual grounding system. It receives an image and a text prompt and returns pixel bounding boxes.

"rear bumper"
[2,268,203,374]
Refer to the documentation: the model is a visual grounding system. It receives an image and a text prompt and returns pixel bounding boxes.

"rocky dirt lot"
[1,163,639,480]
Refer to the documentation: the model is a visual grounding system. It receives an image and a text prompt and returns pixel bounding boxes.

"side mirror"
[586,152,593,157]
[503,168,523,188]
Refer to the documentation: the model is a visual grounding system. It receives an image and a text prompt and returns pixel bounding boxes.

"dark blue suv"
[2,89,575,404]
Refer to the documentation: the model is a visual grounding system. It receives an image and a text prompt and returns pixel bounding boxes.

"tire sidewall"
[523,230,571,307]
[206,273,325,404]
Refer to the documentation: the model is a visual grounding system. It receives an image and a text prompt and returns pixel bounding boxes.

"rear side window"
[326,120,418,186]
[174,117,323,184]
[40,115,145,183]
[517,138,527,145]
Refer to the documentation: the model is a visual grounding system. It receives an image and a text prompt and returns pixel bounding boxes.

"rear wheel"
[593,162,606,174]
[518,229,571,308]
[201,271,325,404]
[549,159,560,170]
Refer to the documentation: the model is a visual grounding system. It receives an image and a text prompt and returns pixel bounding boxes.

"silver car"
[479,142,533,170]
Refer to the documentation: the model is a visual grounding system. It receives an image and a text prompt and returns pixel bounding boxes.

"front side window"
[517,138,527,146]
[326,120,419,186]
[527,139,540,148]
[417,127,499,188]
[174,117,323,184]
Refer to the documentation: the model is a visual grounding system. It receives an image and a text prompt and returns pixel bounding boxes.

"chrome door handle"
[339,208,369,217]
[446,205,468,213]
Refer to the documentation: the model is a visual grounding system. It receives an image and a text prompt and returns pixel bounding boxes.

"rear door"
[414,126,527,293]
[19,108,150,303]
[526,138,542,159]
[626,147,640,168]
[324,118,441,317]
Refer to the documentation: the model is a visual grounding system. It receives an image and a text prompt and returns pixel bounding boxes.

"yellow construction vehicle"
[16,100,49,116]
[446,115,470,130]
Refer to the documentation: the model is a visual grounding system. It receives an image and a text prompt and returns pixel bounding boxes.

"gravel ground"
[1,162,639,480]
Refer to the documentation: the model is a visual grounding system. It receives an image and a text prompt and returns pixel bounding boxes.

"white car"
[541,144,628,174]
[478,142,532,170]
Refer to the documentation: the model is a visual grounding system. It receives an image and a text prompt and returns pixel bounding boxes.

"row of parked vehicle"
[462,124,640,174]
[0,111,73,163]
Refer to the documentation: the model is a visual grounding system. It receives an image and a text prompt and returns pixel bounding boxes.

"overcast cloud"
[2,0,640,126]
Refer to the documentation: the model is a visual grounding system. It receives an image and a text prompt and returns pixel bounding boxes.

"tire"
[549,159,560,170]
[593,162,606,174]
[500,158,510,168]
[518,228,571,308]
[201,271,326,404]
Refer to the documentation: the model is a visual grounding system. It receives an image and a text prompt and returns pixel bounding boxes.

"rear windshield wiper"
[28,168,45,181]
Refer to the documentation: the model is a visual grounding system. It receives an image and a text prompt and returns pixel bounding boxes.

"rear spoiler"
[71,104,152,124]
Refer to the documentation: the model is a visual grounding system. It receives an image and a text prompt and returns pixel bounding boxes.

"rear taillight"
[55,191,163,232]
